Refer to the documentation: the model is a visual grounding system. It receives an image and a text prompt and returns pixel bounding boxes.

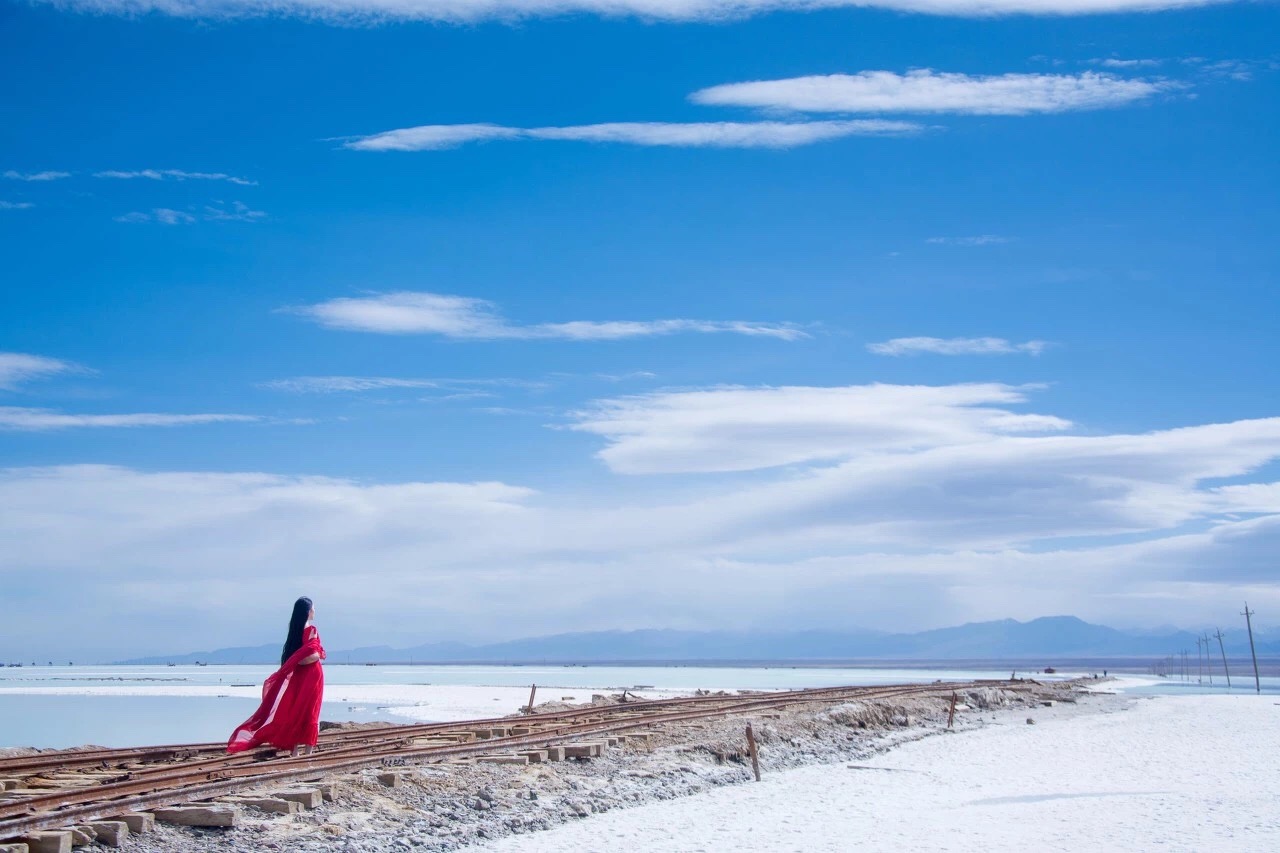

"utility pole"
[1196,636,1203,684]
[1203,633,1213,685]
[1242,603,1261,695]
[1214,628,1231,688]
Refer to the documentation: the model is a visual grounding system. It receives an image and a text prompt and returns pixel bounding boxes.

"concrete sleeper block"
[113,814,154,834]
[223,797,300,815]
[21,833,72,853]
[87,822,129,848]
[271,788,322,809]
[563,742,604,759]
[152,806,237,828]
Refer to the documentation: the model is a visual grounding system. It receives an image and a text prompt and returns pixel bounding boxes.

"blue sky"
[2,0,1278,659]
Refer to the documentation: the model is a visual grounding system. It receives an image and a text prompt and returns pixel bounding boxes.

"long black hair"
[281,597,313,665]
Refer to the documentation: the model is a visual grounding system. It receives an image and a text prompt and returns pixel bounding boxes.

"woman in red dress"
[228,597,325,756]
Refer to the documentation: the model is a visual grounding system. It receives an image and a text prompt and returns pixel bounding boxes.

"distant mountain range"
[116,616,1280,665]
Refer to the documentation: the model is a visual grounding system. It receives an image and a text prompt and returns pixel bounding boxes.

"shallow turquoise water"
[1,663,1274,749]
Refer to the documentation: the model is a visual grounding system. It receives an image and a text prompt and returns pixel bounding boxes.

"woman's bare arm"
[299,653,321,665]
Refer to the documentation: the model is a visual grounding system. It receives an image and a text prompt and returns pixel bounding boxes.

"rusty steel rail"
[9,680,979,805]
[0,679,1039,838]
[0,678,996,776]
[0,684,796,774]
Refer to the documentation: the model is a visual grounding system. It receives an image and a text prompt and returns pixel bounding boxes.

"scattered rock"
[103,681,1095,853]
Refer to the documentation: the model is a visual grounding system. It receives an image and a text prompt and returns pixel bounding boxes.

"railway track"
[0,678,1042,841]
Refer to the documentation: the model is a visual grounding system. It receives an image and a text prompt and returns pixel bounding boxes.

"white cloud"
[343,123,523,151]
[0,201,35,210]
[3,170,71,181]
[115,208,197,225]
[290,291,808,340]
[0,353,86,391]
[262,375,540,393]
[867,337,1049,356]
[30,0,1234,24]
[94,169,257,186]
[691,70,1175,115]
[927,235,1009,245]
[1090,58,1163,68]
[345,120,920,151]
[114,203,264,225]
[203,201,267,222]
[1194,58,1280,81]
[263,376,447,393]
[3,399,1279,656]
[569,383,1070,474]
[0,408,260,431]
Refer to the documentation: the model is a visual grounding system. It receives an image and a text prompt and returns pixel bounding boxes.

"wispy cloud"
[1088,58,1163,69]
[927,235,1009,246]
[262,375,544,394]
[115,202,265,225]
[1184,58,1280,81]
[0,353,88,391]
[345,120,920,151]
[29,0,1236,24]
[691,71,1176,116]
[4,170,71,181]
[202,201,267,222]
[94,169,257,186]
[115,208,197,225]
[867,337,1049,356]
[570,383,1070,474]
[425,391,500,403]
[585,371,660,383]
[344,70,1167,157]
[263,376,448,394]
[288,292,808,341]
[0,408,260,431]
[0,201,35,210]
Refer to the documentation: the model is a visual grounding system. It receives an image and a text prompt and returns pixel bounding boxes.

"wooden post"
[1214,628,1231,688]
[947,692,957,729]
[745,724,761,782]
[1242,603,1261,695]
[525,683,537,714]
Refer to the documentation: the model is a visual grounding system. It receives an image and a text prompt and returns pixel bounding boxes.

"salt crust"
[483,691,1280,853]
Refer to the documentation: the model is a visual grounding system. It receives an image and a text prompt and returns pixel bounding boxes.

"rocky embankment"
[125,680,1100,853]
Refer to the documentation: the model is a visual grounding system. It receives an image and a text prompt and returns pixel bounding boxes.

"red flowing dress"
[227,625,325,753]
